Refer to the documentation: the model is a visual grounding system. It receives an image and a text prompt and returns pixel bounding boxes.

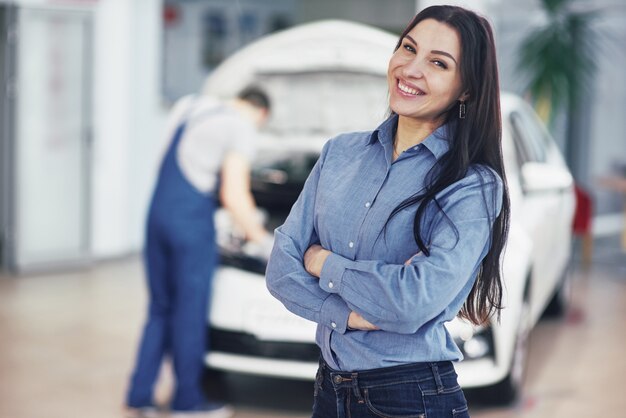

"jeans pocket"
[421,371,469,417]
[421,390,469,418]
[452,404,470,417]
[363,382,425,418]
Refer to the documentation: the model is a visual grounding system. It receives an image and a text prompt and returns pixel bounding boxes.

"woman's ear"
[459,91,470,102]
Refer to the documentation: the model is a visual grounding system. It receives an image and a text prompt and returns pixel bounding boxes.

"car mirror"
[521,161,573,194]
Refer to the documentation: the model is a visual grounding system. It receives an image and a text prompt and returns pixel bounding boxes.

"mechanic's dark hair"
[238,85,271,111]
[388,5,510,325]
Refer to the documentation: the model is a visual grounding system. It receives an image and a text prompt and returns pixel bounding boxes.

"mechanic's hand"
[348,311,379,331]
[304,244,330,278]
[242,232,274,259]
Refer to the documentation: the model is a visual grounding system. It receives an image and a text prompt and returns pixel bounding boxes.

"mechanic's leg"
[126,226,172,408]
[169,227,217,410]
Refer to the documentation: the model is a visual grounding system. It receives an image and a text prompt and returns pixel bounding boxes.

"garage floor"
[0,235,624,418]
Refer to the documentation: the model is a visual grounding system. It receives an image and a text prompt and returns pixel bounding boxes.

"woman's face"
[387,18,466,126]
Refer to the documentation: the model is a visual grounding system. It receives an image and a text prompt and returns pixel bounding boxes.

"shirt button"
[331,322,337,328]
[328,281,334,289]
[348,241,354,248]
[365,202,371,208]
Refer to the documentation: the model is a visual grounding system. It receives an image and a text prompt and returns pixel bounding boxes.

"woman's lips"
[397,80,425,96]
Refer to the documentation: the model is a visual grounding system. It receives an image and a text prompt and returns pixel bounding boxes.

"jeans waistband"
[319,357,455,390]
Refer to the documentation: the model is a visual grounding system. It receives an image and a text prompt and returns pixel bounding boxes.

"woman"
[266,5,510,417]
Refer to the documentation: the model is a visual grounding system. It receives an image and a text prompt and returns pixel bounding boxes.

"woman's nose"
[402,58,425,79]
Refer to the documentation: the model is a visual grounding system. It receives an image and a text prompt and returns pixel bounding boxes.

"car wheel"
[542,266,571,318]
[480,279,532,405]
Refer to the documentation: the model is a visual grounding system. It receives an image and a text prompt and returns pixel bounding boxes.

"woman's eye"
[433,60,448,69]
[403,43,416,53]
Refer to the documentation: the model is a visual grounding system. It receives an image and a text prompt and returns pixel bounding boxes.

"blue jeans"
[312,358,470,418]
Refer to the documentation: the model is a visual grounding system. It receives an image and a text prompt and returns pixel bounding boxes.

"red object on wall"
[572,184,592,234]
[163,5,179,26]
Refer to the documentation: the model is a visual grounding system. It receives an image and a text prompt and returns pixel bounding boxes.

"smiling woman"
[387,19,467,142]
[265,5,510,418]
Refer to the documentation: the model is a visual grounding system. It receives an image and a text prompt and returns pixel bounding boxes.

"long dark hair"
[389,5,510,325]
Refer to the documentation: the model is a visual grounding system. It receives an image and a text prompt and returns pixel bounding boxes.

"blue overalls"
[127,109,218,410]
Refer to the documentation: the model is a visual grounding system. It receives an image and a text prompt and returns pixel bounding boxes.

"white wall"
[127,0,166,253]
[91,0,133,258]
[91,0,166,258]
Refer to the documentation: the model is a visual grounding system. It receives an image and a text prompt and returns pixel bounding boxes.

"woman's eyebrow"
[405,35,458,65]
[405,35,417,45]
[431,50,457,65]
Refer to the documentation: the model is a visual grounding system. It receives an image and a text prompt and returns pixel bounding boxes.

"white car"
[204,20,576,404]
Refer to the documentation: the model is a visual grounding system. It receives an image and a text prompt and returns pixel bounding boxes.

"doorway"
[1,6,93,273]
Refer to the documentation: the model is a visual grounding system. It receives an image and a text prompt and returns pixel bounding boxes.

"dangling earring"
[459,100,466,119]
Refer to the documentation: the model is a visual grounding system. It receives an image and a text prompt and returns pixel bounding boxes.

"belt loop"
[430,363,444,394]
[350,372,365,403]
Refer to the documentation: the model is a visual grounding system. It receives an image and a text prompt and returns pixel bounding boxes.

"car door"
[507,105,573,322]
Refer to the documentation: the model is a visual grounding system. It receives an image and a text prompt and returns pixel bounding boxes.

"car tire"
[542,266,571,318]
[479,278,532,405]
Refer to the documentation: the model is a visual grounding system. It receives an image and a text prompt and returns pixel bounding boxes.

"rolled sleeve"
[319,294,351,333]
[319,252,350,293]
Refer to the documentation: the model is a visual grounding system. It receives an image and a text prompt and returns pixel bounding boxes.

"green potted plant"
[516,0,599,170]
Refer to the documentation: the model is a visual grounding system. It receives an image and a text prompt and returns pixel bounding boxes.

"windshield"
[256,71,389,137]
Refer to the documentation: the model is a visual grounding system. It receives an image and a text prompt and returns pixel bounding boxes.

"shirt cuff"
[320,294,351,334]
[319,251,351,293]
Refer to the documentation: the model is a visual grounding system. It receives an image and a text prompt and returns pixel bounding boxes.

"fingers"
[348,311,379,331]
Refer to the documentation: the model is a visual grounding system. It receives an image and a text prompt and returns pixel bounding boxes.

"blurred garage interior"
[0,0,625,417]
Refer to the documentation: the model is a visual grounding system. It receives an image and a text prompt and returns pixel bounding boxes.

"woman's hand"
[348,311,379,331]
[304,245,378,331]
[304,244,331,278]
[405,251,423,265]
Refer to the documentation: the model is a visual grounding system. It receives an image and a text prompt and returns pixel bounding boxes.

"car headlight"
[455,327,495,360]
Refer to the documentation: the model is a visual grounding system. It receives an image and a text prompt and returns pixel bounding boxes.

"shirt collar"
[421,123,452,160]
[368,114,452,160]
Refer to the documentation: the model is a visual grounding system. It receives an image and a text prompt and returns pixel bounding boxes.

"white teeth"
[398,81,423,96]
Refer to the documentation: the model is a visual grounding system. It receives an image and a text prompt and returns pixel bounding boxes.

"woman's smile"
[397,79,426,96]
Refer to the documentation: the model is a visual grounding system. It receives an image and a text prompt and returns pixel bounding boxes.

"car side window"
[509,110,548,165]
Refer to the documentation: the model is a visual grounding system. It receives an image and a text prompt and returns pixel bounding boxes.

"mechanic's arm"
[305,171,503,334]
[266,141,360,334]
[219,151,270,244]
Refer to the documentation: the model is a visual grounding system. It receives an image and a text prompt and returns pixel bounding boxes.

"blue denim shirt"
[266,115,503,371]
